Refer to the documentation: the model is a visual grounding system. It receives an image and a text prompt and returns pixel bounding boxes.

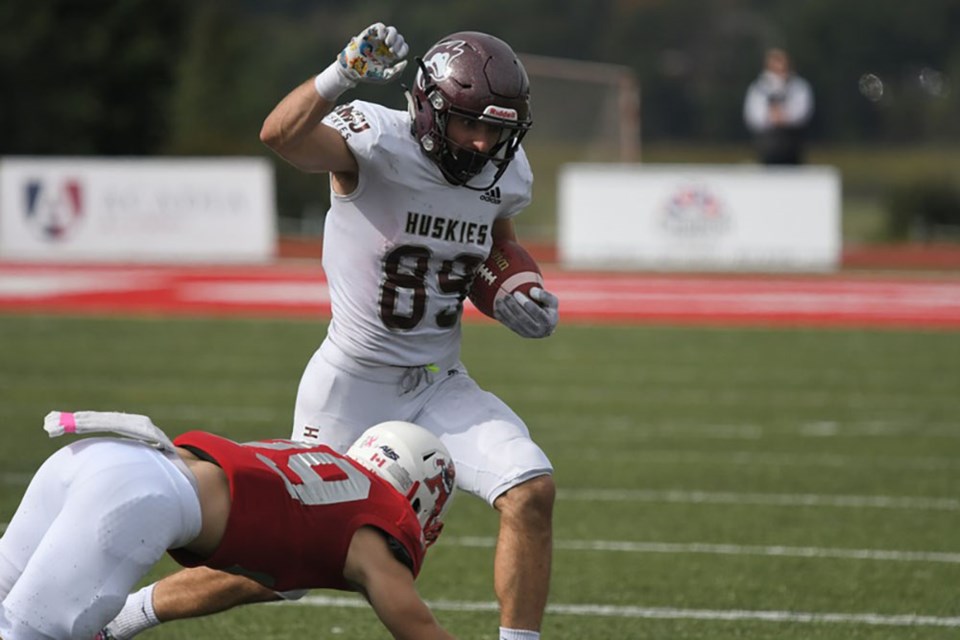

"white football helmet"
[346,420,456,545]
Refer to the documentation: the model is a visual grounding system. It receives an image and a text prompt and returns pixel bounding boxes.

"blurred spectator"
[743,48,814,165]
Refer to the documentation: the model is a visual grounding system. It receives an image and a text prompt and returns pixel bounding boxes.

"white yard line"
[559,488,960,511]
[1,522,955,627]
[0,522,954,565]
[582,449,960,471]
[4,484,958,514]
[286,595,960,628]
[446,536,960,564]
[585,422,960,441]
[8,447,957,482]
[4,481,957,512]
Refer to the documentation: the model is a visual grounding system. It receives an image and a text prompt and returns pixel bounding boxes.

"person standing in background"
[743,47,814,165]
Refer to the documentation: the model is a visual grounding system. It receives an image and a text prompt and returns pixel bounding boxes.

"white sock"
[500,628,540,640]
[104,584,160,639]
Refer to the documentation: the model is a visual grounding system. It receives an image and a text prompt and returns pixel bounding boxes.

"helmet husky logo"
[424,458,456,506]
[422,457,456,543]
[420,40,467,84]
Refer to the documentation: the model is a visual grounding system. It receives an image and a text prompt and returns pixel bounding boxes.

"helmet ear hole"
[411,497,421,513]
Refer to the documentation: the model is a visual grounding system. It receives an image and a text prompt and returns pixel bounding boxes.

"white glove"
[44,410,176,452]
[494,286,559,339]
[315,23,409,100]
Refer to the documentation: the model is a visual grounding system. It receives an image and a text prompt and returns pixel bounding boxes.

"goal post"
[512,53,642,242]
[518,53,641,162]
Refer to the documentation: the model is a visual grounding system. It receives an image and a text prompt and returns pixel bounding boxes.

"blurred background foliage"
[2,0,958,242]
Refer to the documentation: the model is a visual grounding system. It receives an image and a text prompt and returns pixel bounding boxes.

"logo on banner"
[24,179,85,241]
[660,184,731,237]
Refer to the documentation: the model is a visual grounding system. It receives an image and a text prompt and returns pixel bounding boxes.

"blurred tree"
[0,0,188,154]
[164,1,267,155]
[788,0,960,143]
[2,0,957,181]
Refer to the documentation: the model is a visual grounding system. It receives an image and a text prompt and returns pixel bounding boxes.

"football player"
[0,412,457,640]
[104,22,559,640]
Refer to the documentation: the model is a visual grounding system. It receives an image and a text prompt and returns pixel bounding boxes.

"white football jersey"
[320,100,533,367]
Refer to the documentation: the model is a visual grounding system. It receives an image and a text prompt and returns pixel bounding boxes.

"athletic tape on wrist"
[314,62,355,101]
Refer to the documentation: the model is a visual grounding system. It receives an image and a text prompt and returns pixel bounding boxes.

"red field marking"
[1,262,959,329]
[279,237,960,271]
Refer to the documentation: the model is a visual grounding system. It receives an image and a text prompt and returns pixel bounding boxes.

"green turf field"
[1,314,959,639]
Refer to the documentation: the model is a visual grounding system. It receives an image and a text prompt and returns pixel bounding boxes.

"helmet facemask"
[434,98,529,189]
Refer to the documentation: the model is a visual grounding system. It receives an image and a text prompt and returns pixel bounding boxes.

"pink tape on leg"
[59,412,77,433]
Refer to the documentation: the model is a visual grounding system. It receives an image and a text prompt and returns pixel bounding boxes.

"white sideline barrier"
[0,157,276,263]
[559,164,841,272]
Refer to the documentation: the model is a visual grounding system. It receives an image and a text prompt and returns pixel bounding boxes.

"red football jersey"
[168,431,425,592]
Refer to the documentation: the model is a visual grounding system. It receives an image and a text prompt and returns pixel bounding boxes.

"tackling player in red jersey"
[0,412,457,640]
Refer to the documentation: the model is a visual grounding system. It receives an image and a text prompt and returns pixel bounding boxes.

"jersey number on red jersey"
[253,443,372,505]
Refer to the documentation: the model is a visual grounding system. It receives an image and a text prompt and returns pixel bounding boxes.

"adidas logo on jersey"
[480,187,502,204]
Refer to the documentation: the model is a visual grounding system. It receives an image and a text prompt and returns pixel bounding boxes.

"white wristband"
[314,62,356,102]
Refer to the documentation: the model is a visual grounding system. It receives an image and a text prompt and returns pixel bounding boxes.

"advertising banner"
[0,157,276,263]
[559,164,841,271]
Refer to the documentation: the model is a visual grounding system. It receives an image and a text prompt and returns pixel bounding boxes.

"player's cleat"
[93,629,116,640]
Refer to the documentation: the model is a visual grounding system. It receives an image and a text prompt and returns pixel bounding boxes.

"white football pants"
[292,338,553,506]
[0,438,201,640]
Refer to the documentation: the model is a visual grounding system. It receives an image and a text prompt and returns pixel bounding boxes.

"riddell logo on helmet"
[483,105,518,121]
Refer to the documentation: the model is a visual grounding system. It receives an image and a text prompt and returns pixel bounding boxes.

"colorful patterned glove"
[315,23,409,100]
[337,22,409,84]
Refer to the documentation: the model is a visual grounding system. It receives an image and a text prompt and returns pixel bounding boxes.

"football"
[468,239,543,319]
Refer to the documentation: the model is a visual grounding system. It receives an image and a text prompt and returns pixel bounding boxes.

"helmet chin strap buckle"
[429,91,446,110]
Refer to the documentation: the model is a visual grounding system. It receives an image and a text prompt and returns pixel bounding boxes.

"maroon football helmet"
[408,32,533,190]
